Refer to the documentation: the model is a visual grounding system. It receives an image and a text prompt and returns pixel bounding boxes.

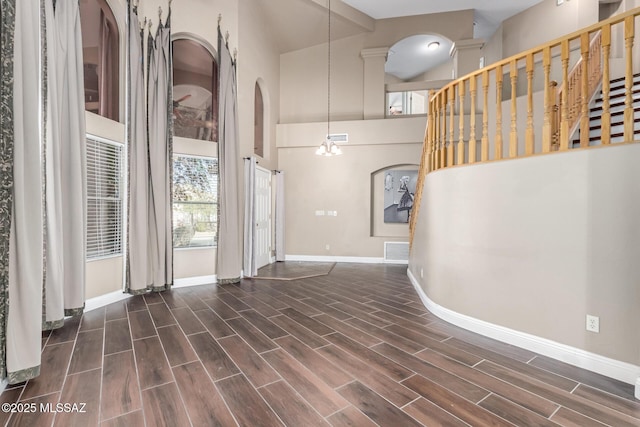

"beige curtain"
[6,0,86,384]
[126,3,151,293]
[6,0,43,383]
[43,0,87,331]
[146,14,173,291]
[216,29,242,284]
[0,0,16,381]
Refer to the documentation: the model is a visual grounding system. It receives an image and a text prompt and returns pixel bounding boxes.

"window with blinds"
[86,136,124,259]
[173,155,218,248]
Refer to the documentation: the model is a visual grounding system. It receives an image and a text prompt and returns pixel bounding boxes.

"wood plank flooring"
[3,263,638,426]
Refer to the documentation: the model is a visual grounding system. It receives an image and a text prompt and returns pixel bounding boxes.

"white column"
[450,39,485,79]
[361,47,389,119]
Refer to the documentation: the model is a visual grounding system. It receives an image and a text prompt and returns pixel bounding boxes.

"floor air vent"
[384,242,409,264]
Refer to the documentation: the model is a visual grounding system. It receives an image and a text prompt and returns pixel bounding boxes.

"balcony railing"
[410,8,640,244]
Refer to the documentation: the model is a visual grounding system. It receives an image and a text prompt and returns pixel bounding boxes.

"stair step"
[587,117,640,134]
[593,87,640,104]
[590,99,640,114]
[573,127,640,145]
[607,72,640,86]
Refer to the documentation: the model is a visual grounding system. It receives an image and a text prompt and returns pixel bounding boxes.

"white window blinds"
[86,136,124,259]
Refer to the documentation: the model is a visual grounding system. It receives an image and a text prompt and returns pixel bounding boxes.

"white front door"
[255,167,272,269]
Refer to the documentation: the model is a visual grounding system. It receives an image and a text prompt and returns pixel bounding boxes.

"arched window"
[171,37,219,249]
[254,82,264,157]
[172,38,218,142]
[79,0,120,121]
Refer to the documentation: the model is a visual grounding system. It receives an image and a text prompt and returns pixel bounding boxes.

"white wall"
[277,117,425,258]
[409,143,640,367]
[498,0,598,58]
[280,10,475,124]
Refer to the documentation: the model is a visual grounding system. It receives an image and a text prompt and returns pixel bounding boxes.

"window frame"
[86,133,125,261]
[172,153,219,250]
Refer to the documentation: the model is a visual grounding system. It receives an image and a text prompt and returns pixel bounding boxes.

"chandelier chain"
[327,0,331,138]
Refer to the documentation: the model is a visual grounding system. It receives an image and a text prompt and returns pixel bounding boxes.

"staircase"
[572,73,640,147]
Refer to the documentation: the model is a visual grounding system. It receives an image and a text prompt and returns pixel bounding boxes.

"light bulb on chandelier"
[315,136,342,156]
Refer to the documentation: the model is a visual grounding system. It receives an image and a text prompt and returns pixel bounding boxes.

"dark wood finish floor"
[2,263,638,426]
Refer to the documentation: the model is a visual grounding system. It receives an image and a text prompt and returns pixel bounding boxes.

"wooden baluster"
[433,94,440,170]
[481,70,489,161]
[426,101,434,172]
[431,95,440,170]
[526,54,535,155]
[509,60,518,158]
[542,47,552,152]
[579,33,590,148]
[551,81,559,149]
[448,85,455,166]
[496,64,504,160]
[469,76,477,164]
[431,92,437,170]
[457,80,466,165]
[574,68,581,124]
[624,16,634,142]
[560,40,570,150]
[440,90,447,168]
[590,33,601,94]
[601,24,611,145]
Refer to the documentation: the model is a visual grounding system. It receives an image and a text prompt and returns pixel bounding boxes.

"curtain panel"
[146,13,173,291]
[216,29,242,284]
[127,2,173,294]
[2,0,87,384]
[44,0,87,322]
[6,0,44,384]
[126,2,150,293]
[0,0,16,381]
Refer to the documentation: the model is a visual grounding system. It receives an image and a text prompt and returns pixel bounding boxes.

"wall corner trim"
[84,275,218,313]
[285,255,388,264]
[85,290,132,313]
[406,269,640,386]
[174,275,217,288]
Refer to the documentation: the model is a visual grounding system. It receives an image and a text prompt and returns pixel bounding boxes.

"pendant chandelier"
[315,0,342,156]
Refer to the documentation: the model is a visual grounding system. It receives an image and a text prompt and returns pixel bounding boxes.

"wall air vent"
[384,241,409,264]
[328,133,348,143]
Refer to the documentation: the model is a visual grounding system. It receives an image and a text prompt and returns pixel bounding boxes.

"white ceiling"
[341,0,544,40]
[258,0,544,80]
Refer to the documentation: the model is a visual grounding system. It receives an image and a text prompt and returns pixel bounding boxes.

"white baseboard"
[84,290,131,313]
[173,275,217,288]
[285,255,385,264]
[407,269,640,387]
[84,275,217,313]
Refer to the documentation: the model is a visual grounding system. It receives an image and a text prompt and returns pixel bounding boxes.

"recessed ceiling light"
[427,41,440,51]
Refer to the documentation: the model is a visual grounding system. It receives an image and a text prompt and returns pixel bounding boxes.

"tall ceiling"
[257,0,545,80]
[341,0,544,40]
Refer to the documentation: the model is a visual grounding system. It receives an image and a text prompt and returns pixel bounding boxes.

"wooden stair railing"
[410,8,640,246]
[553,31,603,149]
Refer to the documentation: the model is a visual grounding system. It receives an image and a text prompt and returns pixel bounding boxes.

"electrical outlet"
[586,315,600,333]
[420,268,424,278]
[325,244,330,250]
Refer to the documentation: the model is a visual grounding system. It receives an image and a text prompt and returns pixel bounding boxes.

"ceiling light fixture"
[427,41,440,51]
[316,0,342,156]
